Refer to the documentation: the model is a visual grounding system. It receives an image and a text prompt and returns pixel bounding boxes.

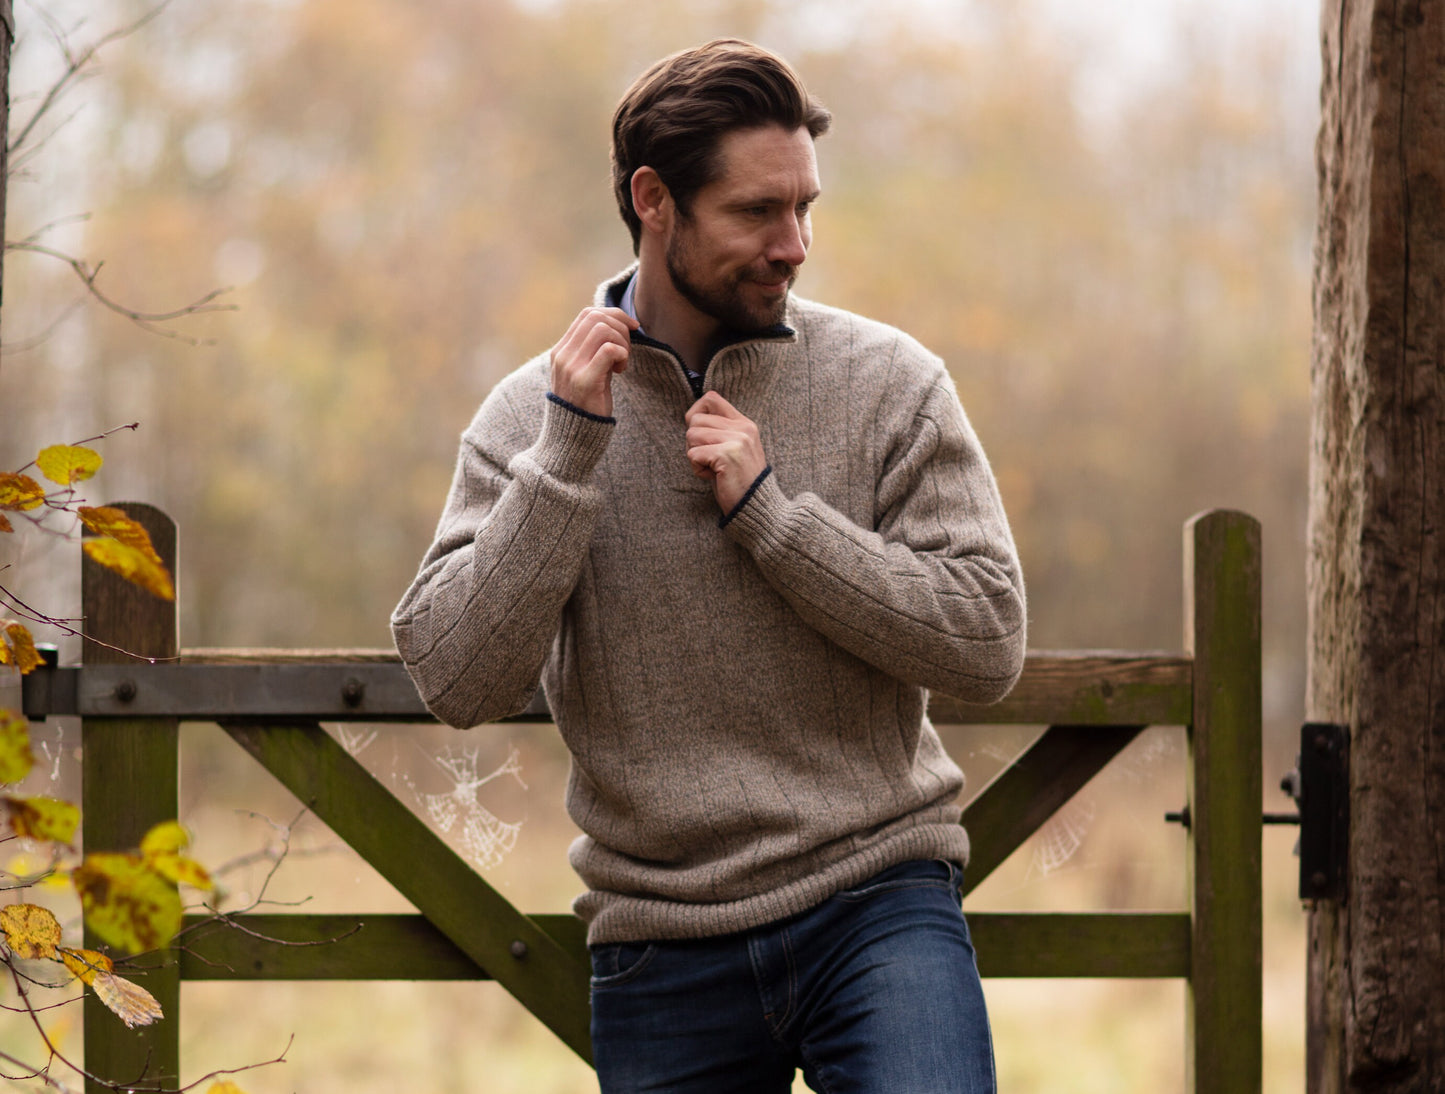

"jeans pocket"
[589,941,657,989]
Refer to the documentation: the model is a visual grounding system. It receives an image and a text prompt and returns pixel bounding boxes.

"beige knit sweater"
[392,271,1026,944]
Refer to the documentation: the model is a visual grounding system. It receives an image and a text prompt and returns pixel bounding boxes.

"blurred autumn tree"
[0,0,1314,762]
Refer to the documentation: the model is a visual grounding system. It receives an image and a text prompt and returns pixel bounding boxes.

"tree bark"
[0,0,12,322]
[1308,0,1445,1089]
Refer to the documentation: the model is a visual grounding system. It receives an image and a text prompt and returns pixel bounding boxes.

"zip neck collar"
[600,266,796,400]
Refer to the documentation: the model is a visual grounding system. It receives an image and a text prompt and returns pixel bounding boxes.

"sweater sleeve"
[721,375,1026,704]
[390,387,613,728]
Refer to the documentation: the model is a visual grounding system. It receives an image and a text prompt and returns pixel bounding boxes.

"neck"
[633,258,718,375]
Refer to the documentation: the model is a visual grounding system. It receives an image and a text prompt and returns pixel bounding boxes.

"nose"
[767,213,809,268]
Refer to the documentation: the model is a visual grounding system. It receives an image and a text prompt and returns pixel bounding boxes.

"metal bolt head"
[114,679,137,703]
[510,940,528,960]
[341,679,365,707]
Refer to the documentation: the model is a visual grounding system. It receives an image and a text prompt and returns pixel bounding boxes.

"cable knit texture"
[392,270,1026,944]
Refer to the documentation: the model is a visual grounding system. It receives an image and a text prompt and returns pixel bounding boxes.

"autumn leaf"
[6,796,80,844]
[140,820,190,856]
[72,852,183,954]
[82,538,176,601]
[0,709,35,785]
[207,1082,247,1094]
[0,622,43,675]
[0,513,11,533]
[0,903,62,959]
[77,506,163,562]
[35,445,103,486]
[141,822,213,890]
[58,946,113,985]
[92,969,164,1028]
[0,473,45,512]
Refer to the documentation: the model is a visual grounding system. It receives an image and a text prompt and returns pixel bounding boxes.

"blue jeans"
[589,859,996,1093]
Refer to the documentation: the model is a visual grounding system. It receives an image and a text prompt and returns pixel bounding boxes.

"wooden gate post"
[81,502,181,1093]
[1184,509,1262,1094]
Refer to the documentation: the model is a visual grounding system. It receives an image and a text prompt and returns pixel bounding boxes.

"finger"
[685,391,736,422]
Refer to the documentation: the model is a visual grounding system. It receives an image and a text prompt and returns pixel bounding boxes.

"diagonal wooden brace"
[221,720,593,1061]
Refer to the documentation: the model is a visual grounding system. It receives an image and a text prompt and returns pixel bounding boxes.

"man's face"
[664,124,821,335]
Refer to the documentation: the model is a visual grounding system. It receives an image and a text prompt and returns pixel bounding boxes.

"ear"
[631,167,672,234]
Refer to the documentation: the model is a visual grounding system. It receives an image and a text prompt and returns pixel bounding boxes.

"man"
[393,38,1025,1093]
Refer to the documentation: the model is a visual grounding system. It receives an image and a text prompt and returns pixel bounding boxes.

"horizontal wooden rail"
[24,650,1191,726]
[177,911,1189,981]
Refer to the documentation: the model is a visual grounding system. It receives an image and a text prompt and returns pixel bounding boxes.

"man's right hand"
[549,307,638,419]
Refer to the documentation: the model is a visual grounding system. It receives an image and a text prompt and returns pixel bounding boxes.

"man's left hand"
[684,392,768,514]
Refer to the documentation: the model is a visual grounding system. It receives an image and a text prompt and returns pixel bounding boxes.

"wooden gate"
[20,504,1261,1093]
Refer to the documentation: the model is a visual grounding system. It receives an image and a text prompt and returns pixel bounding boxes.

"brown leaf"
[35,445,103,486]
[92,969,164,1028]
[0,512,12,533]
[0,473,44,512]
[0,903,62,959]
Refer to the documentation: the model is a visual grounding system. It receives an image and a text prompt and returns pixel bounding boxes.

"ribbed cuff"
[546,391,615,424]
[530,393,615,483]
[719,466,789,545]
[717,465,772,528]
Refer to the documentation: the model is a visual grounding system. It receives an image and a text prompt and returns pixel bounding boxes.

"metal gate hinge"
[1281,722,1349,901]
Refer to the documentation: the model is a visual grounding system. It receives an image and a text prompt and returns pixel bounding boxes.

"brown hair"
[611,39,831,254]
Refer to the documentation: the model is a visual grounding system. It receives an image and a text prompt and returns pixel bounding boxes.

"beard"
[665,221,796,335]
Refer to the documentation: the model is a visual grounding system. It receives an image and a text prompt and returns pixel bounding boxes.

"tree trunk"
[1308,0,1445,1090]
[0,0,12,321]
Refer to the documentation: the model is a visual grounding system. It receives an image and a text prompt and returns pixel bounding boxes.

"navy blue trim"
[547,391,615,424]
[718,465,772,529]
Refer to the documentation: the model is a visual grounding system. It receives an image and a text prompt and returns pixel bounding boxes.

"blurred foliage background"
[0,0,1317,1089]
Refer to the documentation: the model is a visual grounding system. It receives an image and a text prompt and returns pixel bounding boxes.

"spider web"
[417,744,527,870]
[1030,796,1096,876]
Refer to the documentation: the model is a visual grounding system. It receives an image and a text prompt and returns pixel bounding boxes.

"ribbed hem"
[575,819,970,945]
[528,394,615,483]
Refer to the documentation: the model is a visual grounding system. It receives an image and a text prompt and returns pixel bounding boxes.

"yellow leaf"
[148,852,214,891]
[0,512,11,533]
[82,539,176,601]
[58,946,114,985]
[6,796,80,844]
[71,853,183,954]
[1,623,43,675]
[0,473,44,512]
[76,507,163,563]
[92,969,164,1028]
[0,710,35,784]
[0,902,62,959]
[140,820,190,856]
[35,445,102,486]
[207,1083,247,1094]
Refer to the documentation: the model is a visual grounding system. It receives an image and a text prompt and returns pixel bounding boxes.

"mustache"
[741,261,798,284]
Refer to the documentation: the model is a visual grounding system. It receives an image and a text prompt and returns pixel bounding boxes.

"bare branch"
[0,296,85,354]
[0,581,181,664]
[5,241,235,345]
[7,3,172,161]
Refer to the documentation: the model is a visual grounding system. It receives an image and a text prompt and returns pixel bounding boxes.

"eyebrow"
[731,189,822,208]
